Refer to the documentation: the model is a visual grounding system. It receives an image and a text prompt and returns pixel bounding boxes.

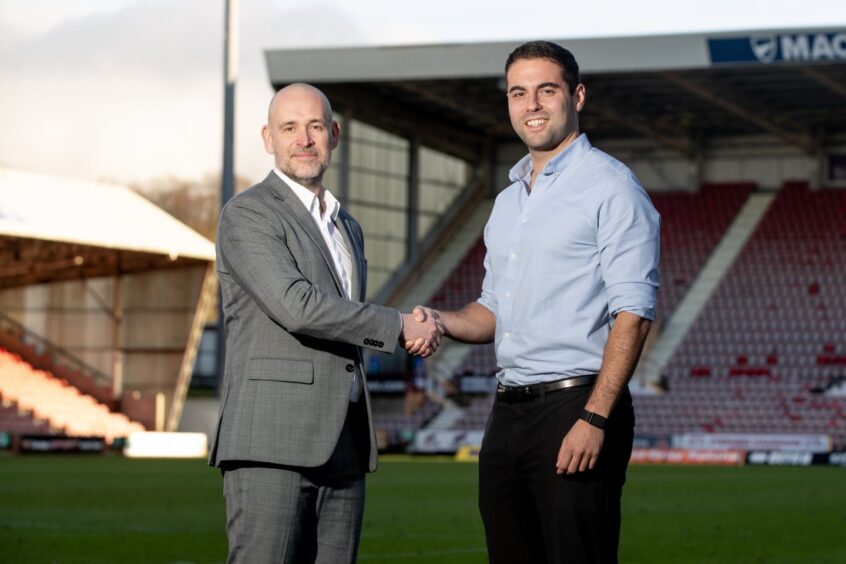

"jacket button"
[345,364,355,372]
[377,341,384,348]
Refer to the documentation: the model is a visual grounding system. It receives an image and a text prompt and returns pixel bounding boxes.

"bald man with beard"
[209,84,441,563]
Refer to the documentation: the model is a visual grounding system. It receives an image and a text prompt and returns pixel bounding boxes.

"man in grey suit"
[209,83,440,563]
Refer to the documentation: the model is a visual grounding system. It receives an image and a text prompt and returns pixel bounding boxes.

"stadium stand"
[427,239,487,313]
[422,181,846,450]
[427,183,756,380]
[650,183,754,324]
[0,313,115,406]
[636,182,846,448]
[0,347,145,443]
[0,401,54,436]
[426,238,499,379]
[451,394,495,431]
[372,396,441,447]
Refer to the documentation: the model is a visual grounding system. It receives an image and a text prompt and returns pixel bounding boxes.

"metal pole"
[338,115,351,207]
[222,0,238,204]
[112,275,124,399]
[217,0,238,394]
[407,138,420,262]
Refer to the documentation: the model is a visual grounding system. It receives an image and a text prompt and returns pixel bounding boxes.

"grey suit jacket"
[208,172,401,472]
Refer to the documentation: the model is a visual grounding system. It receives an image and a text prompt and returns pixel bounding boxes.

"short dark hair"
[505,41,580,94]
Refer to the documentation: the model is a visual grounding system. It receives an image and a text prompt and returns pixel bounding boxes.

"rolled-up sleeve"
[597,174,661,320]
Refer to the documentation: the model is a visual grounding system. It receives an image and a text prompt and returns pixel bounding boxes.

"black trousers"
[478,384,634,564]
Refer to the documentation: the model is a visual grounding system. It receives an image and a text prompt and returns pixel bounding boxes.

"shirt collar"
[508,133,591,184]
[274,168,340,221]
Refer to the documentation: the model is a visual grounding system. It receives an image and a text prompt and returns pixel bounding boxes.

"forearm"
[439,302,496,344]
[276,280,402,347]
[584,312,651,417]
[219,203,401,352]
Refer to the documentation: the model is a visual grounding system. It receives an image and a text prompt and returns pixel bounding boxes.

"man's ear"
[574,83,586,113]
[261,125,273,154]
[330,121,340,150]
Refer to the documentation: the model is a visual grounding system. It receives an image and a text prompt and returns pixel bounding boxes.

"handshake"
[399,306,445,358]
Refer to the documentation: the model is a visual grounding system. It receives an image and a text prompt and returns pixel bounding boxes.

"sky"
[1,0,845,186]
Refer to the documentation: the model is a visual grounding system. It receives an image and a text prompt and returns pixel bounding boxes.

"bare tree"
[131,174,250,240]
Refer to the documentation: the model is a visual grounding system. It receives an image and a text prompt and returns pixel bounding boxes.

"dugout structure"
[0,168,216,431]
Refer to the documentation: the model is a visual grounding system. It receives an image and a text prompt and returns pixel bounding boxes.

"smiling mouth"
[525,118,548,128]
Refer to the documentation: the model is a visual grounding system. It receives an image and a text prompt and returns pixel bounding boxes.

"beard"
[511,110,579,155]
[280,154,330,189]
[515,122,567,153]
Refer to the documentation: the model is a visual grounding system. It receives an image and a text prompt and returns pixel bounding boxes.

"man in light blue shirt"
[410,41,660,563]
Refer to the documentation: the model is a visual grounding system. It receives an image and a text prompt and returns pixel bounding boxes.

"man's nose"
[296,130,315,146]
[527,92,542,111]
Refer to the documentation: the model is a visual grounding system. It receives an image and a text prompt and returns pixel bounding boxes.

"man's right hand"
[400,306,444,357]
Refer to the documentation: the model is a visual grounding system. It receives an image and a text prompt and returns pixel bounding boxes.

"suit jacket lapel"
[337,213,367,366]
[338,214,363,301]
[262,173,346,297]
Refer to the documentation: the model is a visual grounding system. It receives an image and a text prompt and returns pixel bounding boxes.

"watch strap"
[580,409,607,430]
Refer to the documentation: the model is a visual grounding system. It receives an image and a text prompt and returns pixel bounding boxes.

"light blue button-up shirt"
[478,134,660,386]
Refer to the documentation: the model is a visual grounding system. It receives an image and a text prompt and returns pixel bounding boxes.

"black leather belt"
[496,374,597,403]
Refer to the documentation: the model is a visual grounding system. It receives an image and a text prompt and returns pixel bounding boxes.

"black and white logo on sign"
[750,36,778,63]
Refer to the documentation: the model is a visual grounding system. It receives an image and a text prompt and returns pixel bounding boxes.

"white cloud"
[1,0,844,184]
[0,0,138,37]
[0,0,372,183]
[0,0,223,181]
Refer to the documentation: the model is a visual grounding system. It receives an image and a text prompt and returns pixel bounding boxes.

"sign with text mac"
[709,32,846,65]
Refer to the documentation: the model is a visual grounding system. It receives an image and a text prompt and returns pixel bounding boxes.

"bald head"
[262,83,340,191]
[268,83,334,125]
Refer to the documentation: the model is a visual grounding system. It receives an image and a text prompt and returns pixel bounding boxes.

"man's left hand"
[555,419,604,475]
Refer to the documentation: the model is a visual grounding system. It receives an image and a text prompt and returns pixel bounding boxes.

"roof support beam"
[392,82,502,132]
[313,84,485,164]
[662,72,818,155]
[798,66,846,101]
[0,238,205,290]
[589,104,696,159]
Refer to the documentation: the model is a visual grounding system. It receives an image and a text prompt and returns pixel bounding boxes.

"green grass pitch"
[1,455,844,563]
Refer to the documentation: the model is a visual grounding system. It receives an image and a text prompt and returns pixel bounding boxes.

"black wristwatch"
[580,409,607,430]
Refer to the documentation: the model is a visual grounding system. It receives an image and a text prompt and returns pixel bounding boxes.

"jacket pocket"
[247,358,314,384]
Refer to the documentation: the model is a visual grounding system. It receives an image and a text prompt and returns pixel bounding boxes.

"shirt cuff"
[477,296,497,318]
[607,282,656,321]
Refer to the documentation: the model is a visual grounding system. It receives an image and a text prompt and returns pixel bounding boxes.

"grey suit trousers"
[223,401,369,564]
